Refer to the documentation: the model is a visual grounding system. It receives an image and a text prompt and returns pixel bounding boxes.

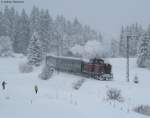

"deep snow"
[0,57,150,118]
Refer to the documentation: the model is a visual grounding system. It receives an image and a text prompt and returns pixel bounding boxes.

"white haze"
[0,0,150,40]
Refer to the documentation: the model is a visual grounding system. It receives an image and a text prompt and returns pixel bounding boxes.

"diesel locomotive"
[45,55,113,80]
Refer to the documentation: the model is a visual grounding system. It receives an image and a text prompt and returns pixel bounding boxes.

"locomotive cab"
[90,58,104,64]
[104,64,111,74]
[83,58,113,80]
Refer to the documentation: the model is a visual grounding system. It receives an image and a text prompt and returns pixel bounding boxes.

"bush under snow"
[106,88,123,102]
[39,65,54,80]
[19,62,33,73]
[134,105,150,116]
[73,79,85,90]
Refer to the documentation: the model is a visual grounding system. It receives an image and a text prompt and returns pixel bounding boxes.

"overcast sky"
[0,0,150,40]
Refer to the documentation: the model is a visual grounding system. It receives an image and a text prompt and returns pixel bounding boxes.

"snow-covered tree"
[119,26,126,57]
[13,11,20,53]
[55,15,66,34]
[30,6,40,34]
[119,24,144,57]
[39,9,53,56]
[147,25,150,36]
[51,16,103,56]
[3,6,16,40]
[137,33,150,67]
[3,6,11,36]
[82,25,99,44]
[53,15,66,55]
[0,36,13,57]
[110,38,119,57]
[72,18,82,34]
[13,9,30,54]
[27,32,42,67]
[0,11,6,36]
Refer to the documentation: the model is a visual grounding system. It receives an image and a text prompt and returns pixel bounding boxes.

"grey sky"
[1,0,150,40]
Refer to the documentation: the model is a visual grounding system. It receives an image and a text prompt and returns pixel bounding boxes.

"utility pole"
[56,32,60,57]
[55,30,63,74]
[126,35,138,82]
[126,36,130,82]
[56,31,60,74]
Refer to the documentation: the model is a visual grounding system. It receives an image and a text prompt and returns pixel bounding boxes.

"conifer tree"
[30,6,40,34]
[13,9,30,54]
[27,32,42,67]
[0,11,5,36]
[137,33,150,67]
[39,9,53,56]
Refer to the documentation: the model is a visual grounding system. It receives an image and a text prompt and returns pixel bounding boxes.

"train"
[45,55,113,80]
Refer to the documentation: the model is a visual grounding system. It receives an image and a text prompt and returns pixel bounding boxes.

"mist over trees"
[118,24,144,57]
[70,40,106,59]
[109,23,150,68]
[0,6,150,68]
[0,6,102,59]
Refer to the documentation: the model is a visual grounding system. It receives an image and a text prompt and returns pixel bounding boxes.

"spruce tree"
[3,6,15,39]
[119,26,126,57]
[30,6,40,34]
[137,33,150,67]
[27,32,42,67]
[13,9,30,54]
[39,9,52,56]
[111,38,119,57]
[0,11,5,36]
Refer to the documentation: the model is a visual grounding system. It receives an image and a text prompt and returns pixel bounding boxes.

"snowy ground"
[0,57,150,118]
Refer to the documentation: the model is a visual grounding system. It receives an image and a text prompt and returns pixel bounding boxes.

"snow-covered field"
[0,57,150,118]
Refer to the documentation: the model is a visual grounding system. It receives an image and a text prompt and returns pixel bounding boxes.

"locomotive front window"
[90,58,104,64]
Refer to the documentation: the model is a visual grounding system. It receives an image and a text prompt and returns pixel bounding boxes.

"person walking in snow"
[34,85,38,94]
[2,81,7,90]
